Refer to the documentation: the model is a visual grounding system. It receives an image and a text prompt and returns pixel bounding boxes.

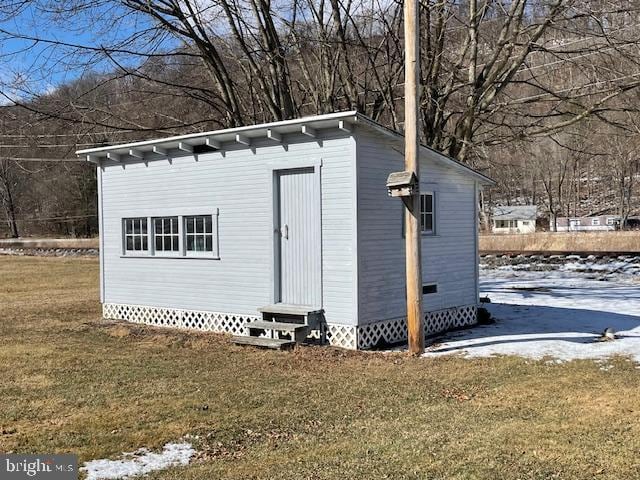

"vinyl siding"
[356,131,479,325]
[100,132,356,326]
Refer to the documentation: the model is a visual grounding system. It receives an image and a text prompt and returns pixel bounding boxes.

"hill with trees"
[1,0,639,236]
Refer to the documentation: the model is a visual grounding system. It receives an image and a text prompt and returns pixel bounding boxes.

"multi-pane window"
[124,218,148,252]
[420,193,435,234]
[123,213,218,257]
[154,217,179,252]
[495,220,517,228]
[184,215,213,253]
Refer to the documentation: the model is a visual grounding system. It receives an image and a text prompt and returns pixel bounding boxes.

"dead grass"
[481,231,640,253]
[2,256,640,479]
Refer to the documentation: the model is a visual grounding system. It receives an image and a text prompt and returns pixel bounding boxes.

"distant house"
[556,215,619,232]
[491,206,537,234]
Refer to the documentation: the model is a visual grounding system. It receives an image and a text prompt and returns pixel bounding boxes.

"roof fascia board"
[77,109,494,186]
[76,110,359,157]
[354,114,494,185]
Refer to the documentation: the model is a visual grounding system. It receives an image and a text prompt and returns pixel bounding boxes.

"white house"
[556,215,619,232]
[77,111,493,350]
[491,205,537,234]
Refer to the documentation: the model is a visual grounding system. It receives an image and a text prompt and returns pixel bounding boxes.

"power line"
[0,31,634,143]
[0,130,137,138]
[517,42,640,75]
[504,71,640,105]
[13,214,96,222]
[3,156,86,162]
[3,68,637,150]
[0,39,637,146]
[0,143,106,148]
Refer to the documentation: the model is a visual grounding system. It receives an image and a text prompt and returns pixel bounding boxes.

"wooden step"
[246,320,309,333]
[258,304,322,316]
[231,336,296,350]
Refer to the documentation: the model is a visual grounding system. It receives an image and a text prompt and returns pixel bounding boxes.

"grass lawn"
[2,256,640,479]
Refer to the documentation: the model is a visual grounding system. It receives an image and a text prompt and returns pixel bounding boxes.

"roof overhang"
[492,215,537,221]
[355,115,495,185]
[76,110,494,185]
[77,111,358,163]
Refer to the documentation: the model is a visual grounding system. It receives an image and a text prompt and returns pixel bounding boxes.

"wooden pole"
[404,0,424,354]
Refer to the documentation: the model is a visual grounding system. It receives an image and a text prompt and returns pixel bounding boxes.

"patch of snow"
[420,270,640,363]
[81,442,195,480]
[480,255,640,279]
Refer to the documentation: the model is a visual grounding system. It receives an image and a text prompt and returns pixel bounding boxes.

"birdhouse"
[386,171,418,197]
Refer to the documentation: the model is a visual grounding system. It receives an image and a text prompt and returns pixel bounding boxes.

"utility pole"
[403,0,424,354]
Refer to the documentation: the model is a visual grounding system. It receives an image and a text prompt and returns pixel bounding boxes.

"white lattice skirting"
[102,303,477,350]
[357,305,477,350]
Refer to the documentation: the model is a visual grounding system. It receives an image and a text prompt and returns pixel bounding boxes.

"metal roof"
[492,205,538,220]
[76,111,493,184]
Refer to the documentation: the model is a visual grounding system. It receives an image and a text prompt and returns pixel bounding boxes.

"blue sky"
[0,2,176,98]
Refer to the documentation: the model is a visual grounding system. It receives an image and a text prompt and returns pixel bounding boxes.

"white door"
[275,168,321,307]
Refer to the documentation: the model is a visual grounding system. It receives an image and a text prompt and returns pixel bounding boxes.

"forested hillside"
[1,0,639,236]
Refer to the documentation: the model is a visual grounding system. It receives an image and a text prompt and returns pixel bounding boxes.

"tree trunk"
[0,172,19,238]
[549,212,556,232]
[479,190,491,232]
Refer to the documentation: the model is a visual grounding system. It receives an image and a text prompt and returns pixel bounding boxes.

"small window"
[422,283,438,294]
[153,217,179,252]
[592,218,600,226]
[606,218,616,225]
[184,215,214,254]
[124,218,148,252]
[420,193,435,234]
[495,219,515,228]
[522,221,530,226]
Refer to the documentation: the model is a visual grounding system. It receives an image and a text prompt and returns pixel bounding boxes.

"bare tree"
[530,137,573,231]
[0,159,20,237]
[0,0,639,234]
[2,0,640,161]
[600,127,640,228]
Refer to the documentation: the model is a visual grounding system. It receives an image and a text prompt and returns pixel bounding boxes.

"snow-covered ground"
[81,442,195,480]
[422,268,640,363]
[481,254,640,278]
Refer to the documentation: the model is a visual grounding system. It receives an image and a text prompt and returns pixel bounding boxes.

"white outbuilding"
[78,111,493,350]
